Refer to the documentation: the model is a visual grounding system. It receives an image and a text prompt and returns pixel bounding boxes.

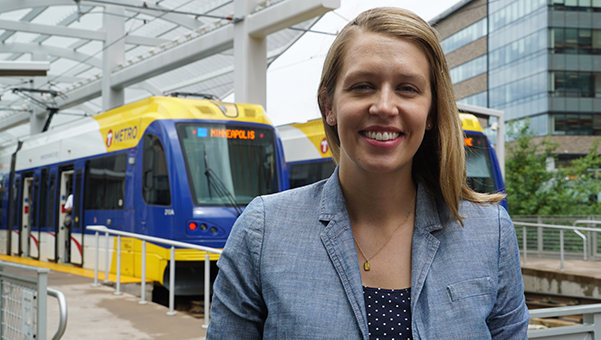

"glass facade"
[550,0,601,11]
[549,28,601,54]
[549,71,601,97]
[488,0,549,127]
[441,18,488,54]
[551,113,601,135]
[458,91,488,107]
[440,0,601,139]
[450,55,487,84]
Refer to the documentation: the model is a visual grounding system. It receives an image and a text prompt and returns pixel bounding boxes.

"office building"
[431,0,601,164]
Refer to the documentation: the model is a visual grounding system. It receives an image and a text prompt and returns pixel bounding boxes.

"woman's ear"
[321,88,336,126]
[426,116,433,130]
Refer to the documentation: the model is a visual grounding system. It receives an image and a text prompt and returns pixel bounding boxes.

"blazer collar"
[317,167,449,339]
[318,167,449,230]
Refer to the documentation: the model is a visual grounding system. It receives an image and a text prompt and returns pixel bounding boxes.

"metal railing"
[528,303,601,339]
[86,225,222,329]
[513,220,601,271]
[0,261,68,340]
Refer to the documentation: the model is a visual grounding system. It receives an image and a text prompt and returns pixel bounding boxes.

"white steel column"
[234,0,267,108]
[102,5,125,111]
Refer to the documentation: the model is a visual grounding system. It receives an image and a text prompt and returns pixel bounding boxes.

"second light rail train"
[277,112,507,209]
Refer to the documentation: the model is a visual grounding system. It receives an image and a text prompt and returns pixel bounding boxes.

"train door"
[70,168,84,266]
[0,174,6,255]
[34,169,49,261]
[46,171,57,262]
[10,175,21,256]
[29,173,41,259]
[20,175,33,257]
[57,170,73,263]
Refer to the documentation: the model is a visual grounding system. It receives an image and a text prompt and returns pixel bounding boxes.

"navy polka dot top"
[363,286,412,340]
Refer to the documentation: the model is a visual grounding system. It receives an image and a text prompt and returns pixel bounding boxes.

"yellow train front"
[0,96,288,295]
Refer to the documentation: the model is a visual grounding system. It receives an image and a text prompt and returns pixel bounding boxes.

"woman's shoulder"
[266,179,326,200]
[454,200,513,238]
[249,179,328,214]
[459,199,508,220]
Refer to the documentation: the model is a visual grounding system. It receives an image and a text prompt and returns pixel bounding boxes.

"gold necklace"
[353,194,415,271]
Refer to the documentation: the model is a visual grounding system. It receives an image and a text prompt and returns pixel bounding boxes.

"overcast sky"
[260,0,463,126]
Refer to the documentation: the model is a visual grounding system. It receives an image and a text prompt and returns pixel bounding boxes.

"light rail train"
[0,95,288,294]
[277,112,507,209]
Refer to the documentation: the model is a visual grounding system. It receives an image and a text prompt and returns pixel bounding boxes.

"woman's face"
[326,31,432,177]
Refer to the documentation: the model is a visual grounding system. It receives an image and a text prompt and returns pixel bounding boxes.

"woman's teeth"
[364,131,400,141]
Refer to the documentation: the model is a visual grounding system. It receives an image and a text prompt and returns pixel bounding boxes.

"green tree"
[564,138,601,214]
[505,121,570,215]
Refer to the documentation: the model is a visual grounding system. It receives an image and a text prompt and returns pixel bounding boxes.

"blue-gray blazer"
[207,169,529,339]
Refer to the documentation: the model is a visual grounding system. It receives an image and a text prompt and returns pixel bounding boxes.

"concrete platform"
[522,257,601,300]
[0,256,207,340]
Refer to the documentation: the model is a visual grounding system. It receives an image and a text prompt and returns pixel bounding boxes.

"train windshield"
[464,132,497,194]
[177,123,278,206]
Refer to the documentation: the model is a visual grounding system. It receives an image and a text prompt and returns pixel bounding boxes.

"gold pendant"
[364,261,371,271]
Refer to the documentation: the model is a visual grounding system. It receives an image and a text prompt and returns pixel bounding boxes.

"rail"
[86,225,222,329]
[528,303,601,339]
[0,261,67,340]
[47,288,67,340]
[513,220,601,271]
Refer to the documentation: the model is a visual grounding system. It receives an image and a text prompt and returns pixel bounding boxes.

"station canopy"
[0,0,322,147]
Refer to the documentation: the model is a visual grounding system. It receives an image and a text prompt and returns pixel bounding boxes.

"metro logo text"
[106,126,139,149]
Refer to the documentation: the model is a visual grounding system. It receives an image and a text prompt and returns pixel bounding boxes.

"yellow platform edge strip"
[0,255,142,284]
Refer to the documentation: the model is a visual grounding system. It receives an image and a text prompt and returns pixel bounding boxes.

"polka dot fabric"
[363,286,412,340]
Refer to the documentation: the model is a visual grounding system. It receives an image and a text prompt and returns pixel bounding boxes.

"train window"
[289,160,336,189]
[142,134,171,206]
[177,123,278,206]
[465,133,497,194]
[85,153,127,210]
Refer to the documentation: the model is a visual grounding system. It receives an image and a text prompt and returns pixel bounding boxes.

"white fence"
[86,225,222,328]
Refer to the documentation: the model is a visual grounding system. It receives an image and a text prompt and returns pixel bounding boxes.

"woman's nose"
[368,87,399,117]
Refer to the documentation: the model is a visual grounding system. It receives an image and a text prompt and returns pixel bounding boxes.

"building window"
[458,91,488,107]
[490,0,547,32]
[552,113,600,135]
[549,71,600,97]
[550,0,601,11]
[490,29,547,70]
[440,18,487,54]
[85,153,127,210]
[450,55,487,84]
[550,28,601,54]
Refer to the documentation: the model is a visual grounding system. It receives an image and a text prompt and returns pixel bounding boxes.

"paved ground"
[44,271,208,340]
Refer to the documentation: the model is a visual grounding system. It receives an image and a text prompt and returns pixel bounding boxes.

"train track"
[526,292,601,328]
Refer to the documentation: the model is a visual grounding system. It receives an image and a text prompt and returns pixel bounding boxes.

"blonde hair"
[317,7,504,225]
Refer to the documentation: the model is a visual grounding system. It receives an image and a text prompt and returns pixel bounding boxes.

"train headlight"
[210,227,218,234]
[200,223,208,231]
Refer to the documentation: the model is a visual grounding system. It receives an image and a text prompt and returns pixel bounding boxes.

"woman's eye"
[351,84,372,91]
[399,85,418,94]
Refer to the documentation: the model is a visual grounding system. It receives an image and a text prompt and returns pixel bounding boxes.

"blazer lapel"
[319,169,369,340]
[410,184,445,313]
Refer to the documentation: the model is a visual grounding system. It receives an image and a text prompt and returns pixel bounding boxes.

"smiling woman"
[207,7,529,340]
